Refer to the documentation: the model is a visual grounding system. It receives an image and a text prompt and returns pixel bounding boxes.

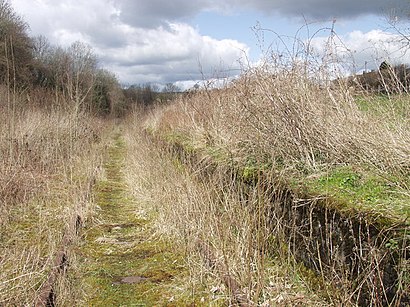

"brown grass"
[123,113,331,306]
[149,67,410,178]
[130,56,410,305]
[0,85,108,305]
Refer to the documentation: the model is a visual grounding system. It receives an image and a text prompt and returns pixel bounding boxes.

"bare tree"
[385,4,410,54]
[65,42,97,111]
[163,82,181,93]
[0,0,33,86]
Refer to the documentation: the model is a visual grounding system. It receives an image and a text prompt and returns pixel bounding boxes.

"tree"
[30,35,53,87]
[123,83,158,106]
[93,69,125,115]
[379,60,391,71]
[386,6,410,53]
[65,42,97,111]
[29,40,100,111]
[162,82,180,93]
[0,0,33,87]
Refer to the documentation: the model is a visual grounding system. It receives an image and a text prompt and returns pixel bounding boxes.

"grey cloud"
[87,25,129,48]
[247,0,410,19]
[116,0,210,28]
[116,0,410,26]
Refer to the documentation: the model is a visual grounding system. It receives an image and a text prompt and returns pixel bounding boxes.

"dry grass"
[159,70,409,176]
[132,56,410,305]
[0,85,108,305]
[123,114,331,306]
[144,62,410,219]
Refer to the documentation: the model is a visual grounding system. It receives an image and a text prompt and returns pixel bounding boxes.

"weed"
[76,129,209,306]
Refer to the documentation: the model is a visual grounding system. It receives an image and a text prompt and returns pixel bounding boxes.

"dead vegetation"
[123,115,331,306]
[134,53,410,305]
[0,86,109,305]
[0,0,409,305]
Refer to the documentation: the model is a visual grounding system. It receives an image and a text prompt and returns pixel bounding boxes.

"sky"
[9,0,410,88]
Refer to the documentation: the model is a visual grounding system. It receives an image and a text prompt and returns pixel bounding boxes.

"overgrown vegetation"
[123,116,330,306]
[0,86,108,304]
[75,131,208,306]
[137,32,410,305]
[0,1,183,305]
[0,1,109,304]
[145,61,410,221]
[1,0,409,305]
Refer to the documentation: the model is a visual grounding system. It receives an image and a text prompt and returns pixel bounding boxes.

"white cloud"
[9,0,408,85]
[96,22,248,84]
[12,0,120,45]
[10,0,249,85]
[310,29,410,73]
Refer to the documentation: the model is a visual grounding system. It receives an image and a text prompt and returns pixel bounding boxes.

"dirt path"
[76,130,197,306]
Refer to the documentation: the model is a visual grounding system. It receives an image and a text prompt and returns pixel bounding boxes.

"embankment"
[152,133,409,306]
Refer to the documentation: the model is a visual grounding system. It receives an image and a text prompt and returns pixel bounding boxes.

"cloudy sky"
[10,0,410,87]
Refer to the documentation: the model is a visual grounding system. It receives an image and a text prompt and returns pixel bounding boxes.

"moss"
[157,127,410,228]
[76,129,209,306]
[304,166,409,225]
[239,158,272,183]
[164,131,190,147]
[294,262,340,303]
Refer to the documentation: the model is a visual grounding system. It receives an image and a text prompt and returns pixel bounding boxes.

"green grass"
[162,129,410,226]
[355,94,410,119]
[76,129,209,306]
[304,166,409,224]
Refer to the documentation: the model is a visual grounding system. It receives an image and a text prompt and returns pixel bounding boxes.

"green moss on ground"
[304,166,409,224]
[76,130,208,306]
[158,127,410,227]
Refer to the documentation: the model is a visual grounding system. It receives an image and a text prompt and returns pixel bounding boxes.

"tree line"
[0,0,180,116]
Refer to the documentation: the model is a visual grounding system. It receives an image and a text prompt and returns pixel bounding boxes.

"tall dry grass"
[123,113,331,306]
[0,85,108,305]
[131,54,410,305]
[150,65,410,179]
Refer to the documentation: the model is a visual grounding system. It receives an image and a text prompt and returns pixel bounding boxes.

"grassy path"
[76,129,196,306]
